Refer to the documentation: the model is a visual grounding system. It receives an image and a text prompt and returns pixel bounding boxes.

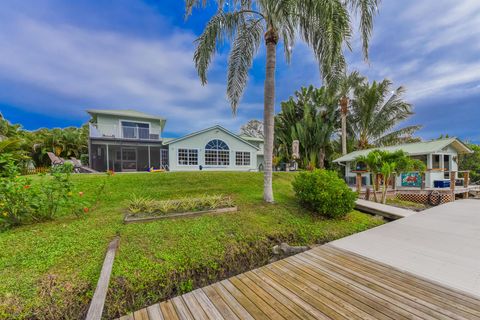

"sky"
[0,0,479,142]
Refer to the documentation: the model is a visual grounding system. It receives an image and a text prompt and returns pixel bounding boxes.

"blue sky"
[0,0,479,142]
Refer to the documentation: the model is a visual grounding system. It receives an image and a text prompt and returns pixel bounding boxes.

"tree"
[356,150,425,203]
[331,71,366,155]
[186,0,379,203]
[349,79,421,149]
[275,86,337,169]
[459,144,480,183]
[240,120,264,138]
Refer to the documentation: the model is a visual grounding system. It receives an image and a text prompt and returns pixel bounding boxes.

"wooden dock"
[117,245,480,320]
[354,199,415,219]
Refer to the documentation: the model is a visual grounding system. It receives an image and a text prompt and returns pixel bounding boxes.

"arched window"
[205,139,230,165]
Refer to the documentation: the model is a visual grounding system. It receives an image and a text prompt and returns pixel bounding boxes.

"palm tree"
[349,79,421,149]
[186,0,379,202]
[332,71,366,155]
[276,86,337,169]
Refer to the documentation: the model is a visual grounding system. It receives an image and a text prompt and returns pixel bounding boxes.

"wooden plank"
[192,289,225,319]
[300,251,458,320]
[159,301,180,320]
[182,292,209,320]
[306,249,479,320]
[220,280,271,319]
[171,296,194,320]
[355,199,414,219]
[319,246,480,318]
[238,273,317,320]
[118,314,134,320]
[273,260,381,320]
[229,276,289,319]
[324,245,480,308]
[146,304,164,320]
[133,308,150,320]
[202,286,240,320]
[210,283,254,320]
[266,263,363,320]
[85,236,120,320]
[294,253,442,320]
[257,267,345,320]
[284,257,400,320]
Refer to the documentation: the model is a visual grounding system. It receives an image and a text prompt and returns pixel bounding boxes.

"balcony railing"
[89,123,161,140]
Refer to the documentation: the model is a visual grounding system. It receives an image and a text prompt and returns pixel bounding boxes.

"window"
[178,149,198,165]
[432,155,441,169]
[121,121,149,139]
[236,152,251,166]
[205,139,230,165]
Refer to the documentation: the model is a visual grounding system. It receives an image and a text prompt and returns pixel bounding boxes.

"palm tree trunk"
[263,29,278,203]
[340,96,348,155]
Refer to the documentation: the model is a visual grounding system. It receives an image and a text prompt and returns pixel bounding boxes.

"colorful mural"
[401,172,422,187]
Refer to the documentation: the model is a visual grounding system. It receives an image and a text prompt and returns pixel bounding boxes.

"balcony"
[89,123,161,140]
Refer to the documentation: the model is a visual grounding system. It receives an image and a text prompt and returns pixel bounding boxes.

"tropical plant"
[459,144,480,183]
[331,71,366,155]
[356,150,426,203]
[186,0,379,202]
[276,86,337,169]
[292,169,356,219]
[349,79,421,150]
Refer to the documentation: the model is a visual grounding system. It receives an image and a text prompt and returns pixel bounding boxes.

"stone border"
[123,206,238,224]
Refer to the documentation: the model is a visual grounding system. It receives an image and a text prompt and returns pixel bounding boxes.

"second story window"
[121,121,149,139]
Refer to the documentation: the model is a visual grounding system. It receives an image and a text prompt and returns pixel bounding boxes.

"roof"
[163,125,260,150]
[239,135,264,142]
[334,138,473,163]
[86,109,165,121]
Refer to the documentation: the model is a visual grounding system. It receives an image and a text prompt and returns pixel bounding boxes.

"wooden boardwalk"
[118,245,480,320]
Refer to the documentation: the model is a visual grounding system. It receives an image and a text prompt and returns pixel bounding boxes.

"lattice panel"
[396,192,453,205]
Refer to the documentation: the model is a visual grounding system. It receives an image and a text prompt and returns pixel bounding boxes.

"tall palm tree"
[186,0,379,202]
[332,71,366,155]
[349,79,421,149]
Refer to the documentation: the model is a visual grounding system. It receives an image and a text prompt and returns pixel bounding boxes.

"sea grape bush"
[0,162,89,230]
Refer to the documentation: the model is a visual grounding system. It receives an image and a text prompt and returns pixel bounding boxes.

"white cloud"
[0,14,249,134]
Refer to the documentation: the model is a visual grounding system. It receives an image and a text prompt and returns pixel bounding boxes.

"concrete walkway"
[332,199,480,298]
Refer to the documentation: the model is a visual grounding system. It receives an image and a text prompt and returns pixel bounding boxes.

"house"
[87,109,264,172]
[333,138,473,189]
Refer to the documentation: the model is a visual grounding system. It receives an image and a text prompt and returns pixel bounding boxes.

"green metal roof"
[334,138,472,163]
[86,109,165,121]
[239,135,264,142]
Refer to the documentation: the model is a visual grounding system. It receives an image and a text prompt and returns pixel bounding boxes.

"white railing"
[89,123,161,140]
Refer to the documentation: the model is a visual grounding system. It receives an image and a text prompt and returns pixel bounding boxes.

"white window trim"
[235,151,251,166]
[177,148,199,166]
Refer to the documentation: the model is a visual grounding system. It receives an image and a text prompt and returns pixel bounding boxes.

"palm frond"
[193,11,243,85]
[347,0,379,60]
[373,125,422,147]
[227,18,264,113]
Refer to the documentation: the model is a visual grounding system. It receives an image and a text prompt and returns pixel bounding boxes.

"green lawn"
[0,172,383,319]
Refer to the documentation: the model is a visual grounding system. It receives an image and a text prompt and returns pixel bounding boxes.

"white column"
[148,145,151,169]
[106,144,110,171]
[427,154,432,169]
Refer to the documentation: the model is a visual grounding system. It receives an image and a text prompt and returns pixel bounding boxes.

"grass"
[386,197,428,211]
[0,172,383,319]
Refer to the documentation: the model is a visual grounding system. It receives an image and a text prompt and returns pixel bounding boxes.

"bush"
[0,162,90,230]
[292,169,356,219]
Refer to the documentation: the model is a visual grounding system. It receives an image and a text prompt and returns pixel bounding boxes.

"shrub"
[0,162,91,230]
[292,169,356,219]
[127,194,234,216]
